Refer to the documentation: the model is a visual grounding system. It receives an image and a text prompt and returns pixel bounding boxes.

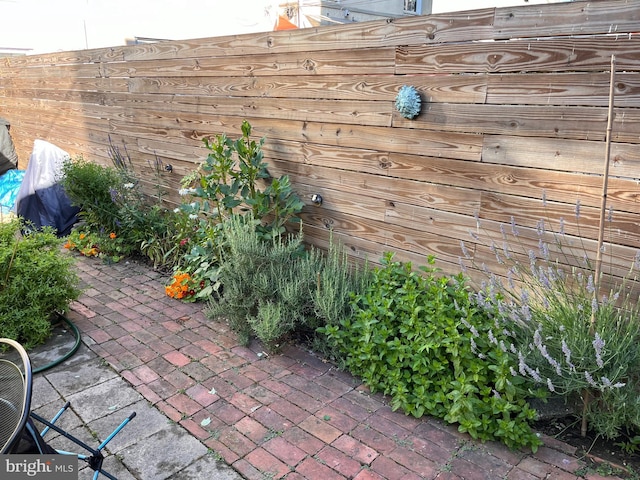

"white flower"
[123,183,135,189]
[179,187,197,196]
[189,214,198,220]
[173,208,180,213]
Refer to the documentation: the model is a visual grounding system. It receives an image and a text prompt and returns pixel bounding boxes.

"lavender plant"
[460,201,640,440]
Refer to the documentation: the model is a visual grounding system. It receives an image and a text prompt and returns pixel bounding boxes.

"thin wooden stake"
[591,54,616,328]
[581,54,616,438]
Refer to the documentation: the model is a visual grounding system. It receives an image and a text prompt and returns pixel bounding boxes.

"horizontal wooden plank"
[1,76,129,93]
[461,216,639,282]
[486,72,640,107]
[482,134,640,178]
[105,48,397,78]
[493,0,640,39]
[104,115,483,161]
[267,158,482,216]
[122,9,496,61]
[0,63,102,79]
[108,95,392,128]
[394,103,640,142]
[1,46,124,68]
[387,151,640,214]
[478,191,640,249]
[396,36,640,74]
[127,73,487,103]
[299,208,465,266]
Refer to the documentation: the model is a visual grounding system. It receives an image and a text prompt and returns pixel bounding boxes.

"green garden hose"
[33,314,82,374]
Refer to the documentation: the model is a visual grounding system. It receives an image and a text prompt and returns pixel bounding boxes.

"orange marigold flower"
[109,232,117,239]
[79,233,86,240]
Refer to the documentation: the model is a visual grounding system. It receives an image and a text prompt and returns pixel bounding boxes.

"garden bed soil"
[535,417,640,477]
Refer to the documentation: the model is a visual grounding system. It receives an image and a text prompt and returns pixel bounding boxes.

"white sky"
[0,0,280,54]
[1,0,568,55]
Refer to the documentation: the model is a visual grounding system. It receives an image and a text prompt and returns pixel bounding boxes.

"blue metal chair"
[0,338,136,480]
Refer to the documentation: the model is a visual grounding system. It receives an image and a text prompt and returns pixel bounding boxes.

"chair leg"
[30,408,136,480]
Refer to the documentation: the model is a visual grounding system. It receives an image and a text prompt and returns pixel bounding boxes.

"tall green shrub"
[206,215,317,348]
[0,219,81,348]
[60,156,124,232]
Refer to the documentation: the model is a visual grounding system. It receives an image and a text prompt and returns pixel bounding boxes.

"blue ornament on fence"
[395,85,422,119]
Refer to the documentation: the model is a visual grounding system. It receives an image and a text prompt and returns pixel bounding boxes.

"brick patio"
[66,254,624,480]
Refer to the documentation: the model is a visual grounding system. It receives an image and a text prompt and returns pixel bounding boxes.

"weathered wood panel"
[1,0,639,290]
[396,36,640,74]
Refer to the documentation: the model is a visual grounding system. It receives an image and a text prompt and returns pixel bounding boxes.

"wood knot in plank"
[302,59,317,72]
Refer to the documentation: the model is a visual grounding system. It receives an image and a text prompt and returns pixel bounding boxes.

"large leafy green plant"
[174,120,305,301]
[320,252,541,451]
[0,219,81,348]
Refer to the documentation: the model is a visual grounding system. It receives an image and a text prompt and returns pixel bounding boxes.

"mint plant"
[320,252,541,451]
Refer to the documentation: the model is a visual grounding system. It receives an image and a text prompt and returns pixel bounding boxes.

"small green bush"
[60,156,124,232]
[206,215,366,351]
[463,211,640,441]
[320,252,541,451]
[206,215,317,349]
[0,219,81,348]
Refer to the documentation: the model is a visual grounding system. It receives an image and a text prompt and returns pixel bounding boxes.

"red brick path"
[67,256,624,480]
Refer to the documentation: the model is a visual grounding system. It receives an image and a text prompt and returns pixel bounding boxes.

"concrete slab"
[88,399,171,453]
[119,426,209,480]
[171,455,241,480]
[43,357,118,397]
[66,376,142,424]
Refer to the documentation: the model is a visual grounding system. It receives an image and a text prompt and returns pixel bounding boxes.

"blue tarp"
[0,169,26,214]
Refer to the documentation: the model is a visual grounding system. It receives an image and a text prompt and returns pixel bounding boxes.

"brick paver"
[68,255,626,480]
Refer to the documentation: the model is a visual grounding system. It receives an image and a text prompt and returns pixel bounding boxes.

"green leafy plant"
[60,155,124,232]
[461,206,640,442]
[0,219,81,348]
[206,215,316,349]
[65,228,134,263]
[171,120,305,301]
[320,252,541,451]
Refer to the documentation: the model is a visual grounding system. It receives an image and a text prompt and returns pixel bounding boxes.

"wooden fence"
[1,0,640,288]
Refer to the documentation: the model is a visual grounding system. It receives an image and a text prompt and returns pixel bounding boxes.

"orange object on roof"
[274,15,297,31]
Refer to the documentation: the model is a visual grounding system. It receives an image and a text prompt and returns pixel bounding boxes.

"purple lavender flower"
[592,332,605,368]
[584,371,597,388]
[460,240,471,259]
[458,257,467,273]
[510,216,519,236]
[547,378,556,393]
[561,339,575,370]
[539,239,549,260]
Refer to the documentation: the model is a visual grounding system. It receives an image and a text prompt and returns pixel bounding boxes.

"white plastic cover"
[14,140,79,236]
